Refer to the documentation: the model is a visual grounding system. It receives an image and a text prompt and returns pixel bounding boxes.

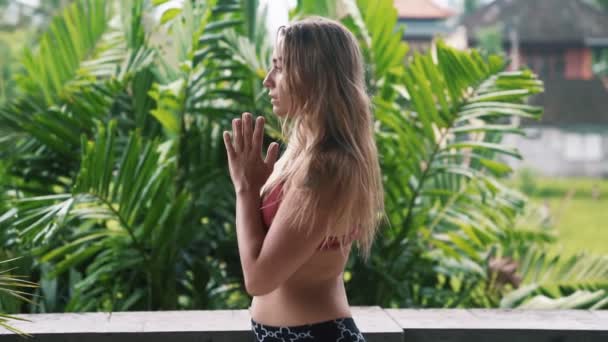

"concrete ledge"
[347,306,403,342]
[1,307,607,341]
[386,308,608,342]
[0,306,401,342]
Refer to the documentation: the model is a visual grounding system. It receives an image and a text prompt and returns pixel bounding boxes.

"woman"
[223,16,384,342]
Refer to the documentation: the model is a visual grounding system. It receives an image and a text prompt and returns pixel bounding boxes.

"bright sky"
[151,0,291,43]
[9,0,486,39]
[260,0,293,42]
[259,0,490,39]
[16,0,40,6]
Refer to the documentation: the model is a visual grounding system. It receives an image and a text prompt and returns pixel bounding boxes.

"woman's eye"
[269,65,282,73]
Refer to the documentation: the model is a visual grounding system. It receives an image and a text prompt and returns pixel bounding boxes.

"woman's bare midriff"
[249,245,353,326]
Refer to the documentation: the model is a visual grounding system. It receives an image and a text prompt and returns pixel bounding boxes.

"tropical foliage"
[0,0,606,319]
[0,258,36,336]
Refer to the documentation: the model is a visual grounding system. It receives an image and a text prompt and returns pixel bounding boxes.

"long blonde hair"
[261,17,385,262]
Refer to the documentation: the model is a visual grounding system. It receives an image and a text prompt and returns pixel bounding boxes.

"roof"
[462,0,608,45]
[394,0,455,19]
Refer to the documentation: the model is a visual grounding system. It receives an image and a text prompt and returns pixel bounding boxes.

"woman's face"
[263,41,291,117]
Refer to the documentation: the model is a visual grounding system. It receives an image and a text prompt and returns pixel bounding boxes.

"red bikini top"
[260,182,361,251]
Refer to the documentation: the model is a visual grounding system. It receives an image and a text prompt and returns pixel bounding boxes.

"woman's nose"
[263,72,273,89]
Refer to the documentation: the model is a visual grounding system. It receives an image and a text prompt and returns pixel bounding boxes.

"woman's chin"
[272,106,287,117]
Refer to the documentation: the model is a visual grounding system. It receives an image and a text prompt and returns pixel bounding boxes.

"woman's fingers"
[232,118,241,152]
[252,116,264,153]
[242,112,252,151]
[265,142,280,166]
[223,131,235,159]
[231,113,264,156]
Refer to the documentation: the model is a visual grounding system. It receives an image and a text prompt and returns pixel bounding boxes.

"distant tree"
[464,0,481,14]
[596,0,608,11]
[592,0,608,76]
[593,48,608,77]
[476,24,504,57]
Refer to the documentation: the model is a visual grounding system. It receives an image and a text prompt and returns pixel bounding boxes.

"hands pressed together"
[223,112,280,194]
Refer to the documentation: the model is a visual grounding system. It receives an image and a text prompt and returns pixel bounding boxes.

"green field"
[509,172,608,256]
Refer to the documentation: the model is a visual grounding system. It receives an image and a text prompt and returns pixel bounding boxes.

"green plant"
[0,257,37,336]
[595,0,608,11]
[592,47,608,77]
[293,0,608,310]
[465,0,482,15]
[0,0,271,312]
[476,24,504,58]
[516,168,539,196]
[500,247,608,309]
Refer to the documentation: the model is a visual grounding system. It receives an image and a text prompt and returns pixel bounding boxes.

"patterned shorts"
[251,317,366,341]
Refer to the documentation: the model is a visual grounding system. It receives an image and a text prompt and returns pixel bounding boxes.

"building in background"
[463,0,608,177]
[463,0,608,81]
[395,0,465,52]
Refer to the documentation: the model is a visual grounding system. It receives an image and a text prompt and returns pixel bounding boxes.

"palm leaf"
[349,36,543,306]
[0,0,157,192]
[2,120,186,310]
[341,0,409,98]
[500,247,608,309]
[0,258,36,336]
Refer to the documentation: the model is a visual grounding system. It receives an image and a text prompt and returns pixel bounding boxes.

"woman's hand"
[223,112,280,194]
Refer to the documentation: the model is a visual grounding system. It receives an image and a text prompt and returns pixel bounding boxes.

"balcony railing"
[1,306,607,341]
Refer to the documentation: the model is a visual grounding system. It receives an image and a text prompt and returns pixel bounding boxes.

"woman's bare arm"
[235,189,267,293]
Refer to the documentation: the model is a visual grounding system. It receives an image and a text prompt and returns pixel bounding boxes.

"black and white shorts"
[251,317,365,341]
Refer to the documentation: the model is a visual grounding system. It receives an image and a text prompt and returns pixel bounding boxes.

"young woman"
[223,16,384,342]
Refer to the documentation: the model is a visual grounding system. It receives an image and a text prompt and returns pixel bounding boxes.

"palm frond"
[349,38,543,306]
[1,120,186,310]
[16,0,110,104]
[341,0,409,98]
[500,247,608,309]
[0,258,36,336]
[0,0,157,191]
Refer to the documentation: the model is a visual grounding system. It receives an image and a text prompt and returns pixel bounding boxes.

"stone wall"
[1,307,607,342]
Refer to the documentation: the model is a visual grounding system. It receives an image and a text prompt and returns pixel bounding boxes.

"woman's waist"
[250,293,351,326]
[249,280,350,324]
[251,282,347,304]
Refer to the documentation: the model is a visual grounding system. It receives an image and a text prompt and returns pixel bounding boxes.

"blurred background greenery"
[508,170,608,256]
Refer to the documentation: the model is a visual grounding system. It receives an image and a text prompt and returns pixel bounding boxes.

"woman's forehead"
[272,43,284,62]
[274,34,285,52]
